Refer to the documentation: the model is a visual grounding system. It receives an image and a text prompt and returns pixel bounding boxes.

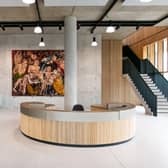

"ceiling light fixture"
[106,26,116,33]
[139,0,152,3]
[39,37,45,47]
[91,37,98,47]
[22,0,35,4]
[136,25,140,30]
[1,25,5,31]
[58,25,62,31]
[19,25,24,31]
[77,24,80,30]
[116,25,120,30]
[34,25,42,34]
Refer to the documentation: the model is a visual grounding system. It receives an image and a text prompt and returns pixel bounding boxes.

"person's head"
[22,59,28,68]
[53,70,57,75]
[57,67,62,73]
[23,75,28,82]
[46,66,52,72]
[72,104,84,111]
[22,59,28,64]
[52,55,57,61]
[31,54,37,60]
[34,60,39,66]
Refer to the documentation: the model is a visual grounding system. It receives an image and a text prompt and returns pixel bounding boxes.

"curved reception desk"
[20,102,136,147]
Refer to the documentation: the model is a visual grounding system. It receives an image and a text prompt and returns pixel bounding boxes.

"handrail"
[123,45,168,100]
[144,59,168,100]
[123,45,142,72]
[123,58,157,116]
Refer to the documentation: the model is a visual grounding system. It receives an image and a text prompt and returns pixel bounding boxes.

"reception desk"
[20,102,136,147]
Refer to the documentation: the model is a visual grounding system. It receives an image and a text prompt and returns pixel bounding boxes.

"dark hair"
[72,104,84,111]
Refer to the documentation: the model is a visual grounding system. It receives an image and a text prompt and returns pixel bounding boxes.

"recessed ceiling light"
[140,0,152,3]
[39,37,45,47]
[91,37,98,47]
[106,26,115,33]
[22,0,35,4]
[34,26,42,34]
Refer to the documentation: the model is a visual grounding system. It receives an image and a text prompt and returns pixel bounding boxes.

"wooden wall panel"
[20,113,136,145]
[150,43,155,65]
[102,40,141,105]
[158,40,163,72]
[123,27,168,59]
[143,46,148,59]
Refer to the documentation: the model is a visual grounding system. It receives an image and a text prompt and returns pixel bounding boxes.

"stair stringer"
[123,74,153,115]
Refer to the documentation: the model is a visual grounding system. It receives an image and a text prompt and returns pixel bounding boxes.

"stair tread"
[157,100,168,102]
[152,90,162,92]
[158,110,168,112]
[129,74,168,114]
[158,107,168,108]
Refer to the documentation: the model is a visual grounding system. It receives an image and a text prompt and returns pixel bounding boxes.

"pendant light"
[106,26,116,33]
[39,37,45,47]
[91,37,98,47]
[34,26,42,34]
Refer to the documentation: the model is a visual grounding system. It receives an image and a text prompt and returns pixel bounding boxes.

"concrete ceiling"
[123,0,168,6]
[0,0,167,40]
[44,0,109,6]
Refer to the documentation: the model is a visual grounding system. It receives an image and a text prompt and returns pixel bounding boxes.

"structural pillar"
[64,16,77,110]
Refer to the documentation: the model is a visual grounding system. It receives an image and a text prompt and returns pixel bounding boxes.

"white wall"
[0,34,101,110]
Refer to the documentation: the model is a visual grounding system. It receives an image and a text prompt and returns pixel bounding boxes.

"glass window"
[143,38,168,75]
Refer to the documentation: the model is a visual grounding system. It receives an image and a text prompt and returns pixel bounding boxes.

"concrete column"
[64,16,77,110]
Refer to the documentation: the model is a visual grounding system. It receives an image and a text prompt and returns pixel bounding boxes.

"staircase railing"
[123,45,143,73]
[123,58,157,116]
[143,59,168,100]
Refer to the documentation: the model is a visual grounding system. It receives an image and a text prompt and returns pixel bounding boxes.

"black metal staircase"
[123,58,157,116]
[123,46,168,116]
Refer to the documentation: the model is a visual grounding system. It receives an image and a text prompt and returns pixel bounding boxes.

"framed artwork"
[12,50,64,96]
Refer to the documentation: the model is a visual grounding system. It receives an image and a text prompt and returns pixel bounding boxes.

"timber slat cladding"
[123,27,168,59]
[20,113,135,145]
[102,40,141,105]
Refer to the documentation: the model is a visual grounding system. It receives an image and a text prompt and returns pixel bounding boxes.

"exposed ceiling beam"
[90,0,118,34]
[0,20,158,28]
[155,14,168,25]
[0,13,168,29]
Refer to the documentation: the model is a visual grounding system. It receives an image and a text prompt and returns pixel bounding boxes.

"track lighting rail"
[0,20,158,28]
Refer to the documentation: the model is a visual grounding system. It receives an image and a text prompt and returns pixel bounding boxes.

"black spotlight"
[116,25,120,30]
[1,25,5,31]
[136,25,140,30]
[77,24,80,30]
[58,25,62,31]
[19,25,24,31]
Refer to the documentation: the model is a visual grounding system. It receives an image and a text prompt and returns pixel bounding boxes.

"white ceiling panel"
[44,0,109,6]
[123,0,168,6]
[0,0,29,7]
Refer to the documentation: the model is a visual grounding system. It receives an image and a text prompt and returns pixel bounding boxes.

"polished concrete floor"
[0,108,168,168]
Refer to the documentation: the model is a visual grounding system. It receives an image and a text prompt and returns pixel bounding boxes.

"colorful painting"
[12,50,64,96]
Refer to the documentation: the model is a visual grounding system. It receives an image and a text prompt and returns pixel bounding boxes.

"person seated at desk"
[72,104,84,111]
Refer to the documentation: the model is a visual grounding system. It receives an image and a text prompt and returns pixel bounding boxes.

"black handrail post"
[154,97,157,117]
